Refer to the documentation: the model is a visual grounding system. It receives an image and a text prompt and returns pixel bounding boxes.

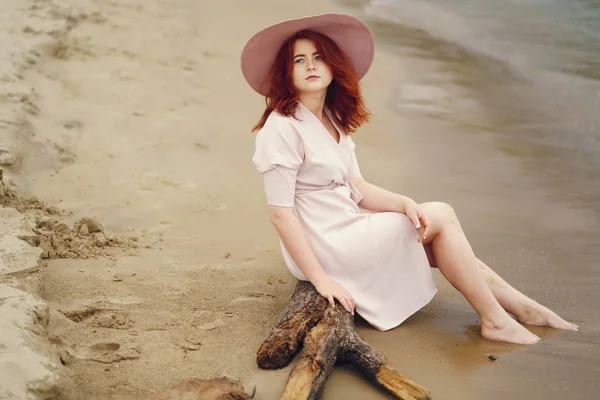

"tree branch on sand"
[257,281,432,400]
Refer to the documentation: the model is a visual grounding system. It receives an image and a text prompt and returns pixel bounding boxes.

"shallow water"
[332,0,600,398]
[341,0,600,208]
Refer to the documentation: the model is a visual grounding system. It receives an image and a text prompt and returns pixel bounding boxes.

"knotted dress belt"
[295,177,363,205]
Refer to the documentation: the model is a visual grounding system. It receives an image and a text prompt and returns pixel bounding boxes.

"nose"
[306,59,316,71]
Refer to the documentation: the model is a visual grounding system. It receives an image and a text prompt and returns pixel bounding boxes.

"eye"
[315,55,321,61]
[294,58,304,64]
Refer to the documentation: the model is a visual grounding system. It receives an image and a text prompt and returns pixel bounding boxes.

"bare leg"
[424,235,578,331]
[418,202,540,344]
[476,259,578,330]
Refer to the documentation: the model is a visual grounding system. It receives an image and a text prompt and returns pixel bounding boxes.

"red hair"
[252,30,371,134]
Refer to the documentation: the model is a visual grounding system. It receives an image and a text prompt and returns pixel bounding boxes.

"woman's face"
[291,38,333,95]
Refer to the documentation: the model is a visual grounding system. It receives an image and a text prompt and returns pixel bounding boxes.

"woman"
[240,13,577,344]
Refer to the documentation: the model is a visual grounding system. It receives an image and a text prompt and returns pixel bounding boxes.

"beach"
[1,0,598,398]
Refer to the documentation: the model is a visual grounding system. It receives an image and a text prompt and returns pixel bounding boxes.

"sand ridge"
[34,216,138,260]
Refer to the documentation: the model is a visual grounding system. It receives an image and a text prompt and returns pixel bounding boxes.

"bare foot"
[513,301,579,331]
[481,316,541,344]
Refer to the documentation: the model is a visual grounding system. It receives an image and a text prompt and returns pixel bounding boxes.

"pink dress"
[252,102,437,331]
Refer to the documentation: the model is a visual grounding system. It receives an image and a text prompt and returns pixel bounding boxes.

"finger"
[327,295,335,308]
[341,296,353,314]
[343,291,355,311]
[421,215,433,237]
[346,295,356,314]
[424,220,433,239]
[407,210,421,230]
[342,294,353,313]
[417,216,430,241]
[417,218,426,242]
[336,295,351,313]
[415,207,425,230]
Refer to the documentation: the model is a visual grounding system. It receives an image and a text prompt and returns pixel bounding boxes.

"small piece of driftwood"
[257,281,431,400]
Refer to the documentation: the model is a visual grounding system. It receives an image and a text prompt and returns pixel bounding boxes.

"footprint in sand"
[191,310,236,331]
[112,272,136,281]
[61,305,103,322]
[60,304,135,330]
[91,343,120,352]
[79,342,141,364]
[193,318,226,331]
[266,276,289,285]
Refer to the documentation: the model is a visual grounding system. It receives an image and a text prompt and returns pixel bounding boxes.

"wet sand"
[8,0,599,398]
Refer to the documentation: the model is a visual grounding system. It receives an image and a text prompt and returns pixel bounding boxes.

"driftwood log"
[257,281,431,400]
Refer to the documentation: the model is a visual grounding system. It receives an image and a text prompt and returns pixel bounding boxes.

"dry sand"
[2,0,598,399]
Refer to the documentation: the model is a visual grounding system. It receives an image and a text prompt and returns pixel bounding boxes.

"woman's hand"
[313,276,355,315]
[403,198,433,242]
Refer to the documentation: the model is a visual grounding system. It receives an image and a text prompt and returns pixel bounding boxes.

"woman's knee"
[420,201,459,226]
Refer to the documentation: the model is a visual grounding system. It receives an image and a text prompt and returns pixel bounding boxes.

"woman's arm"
[351,177,422,230]
[268,205,355,313]
[351,177,411,213]
[268,206,327,283]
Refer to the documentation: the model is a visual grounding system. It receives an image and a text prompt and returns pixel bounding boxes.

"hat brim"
[240,13,375,96]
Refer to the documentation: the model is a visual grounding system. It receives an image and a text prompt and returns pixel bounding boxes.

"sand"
[1,0,598,398]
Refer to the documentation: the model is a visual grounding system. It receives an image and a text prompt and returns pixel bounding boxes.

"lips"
[306,75,320,80]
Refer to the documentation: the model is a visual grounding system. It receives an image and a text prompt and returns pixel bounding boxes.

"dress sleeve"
[252,116,304,207]
[348,136,362,178]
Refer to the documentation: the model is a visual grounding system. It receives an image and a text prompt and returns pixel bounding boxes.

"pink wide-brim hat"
[240,13,375,96]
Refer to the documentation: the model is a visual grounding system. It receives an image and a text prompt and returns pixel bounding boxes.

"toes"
[526,334,541,345]
[564,322,579,331]
[519,305,579,331]
[548,314,579,331]
[528,330,541,344]
[519,335,539,345]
